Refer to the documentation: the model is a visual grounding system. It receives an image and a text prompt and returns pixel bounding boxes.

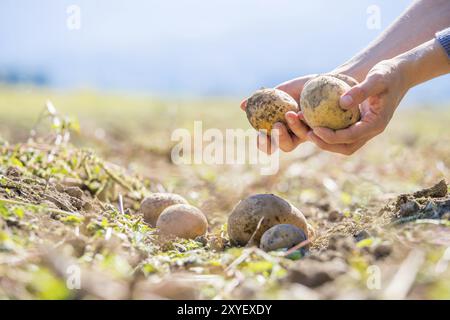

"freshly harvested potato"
[300,75,360,130]
[140,193,188,227]
[246,88,299,134]
[156,204,208,239]
[227,194,309,246]
[260,224,307,252]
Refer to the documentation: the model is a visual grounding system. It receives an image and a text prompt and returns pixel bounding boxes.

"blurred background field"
[0,84,448,218]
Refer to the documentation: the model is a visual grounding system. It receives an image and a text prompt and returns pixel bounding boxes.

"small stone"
[317,202,330,212]
[354,230,371,242]
[82,201,93,212]
[328,210,343,222]
[398,200,420,217]
[288,258,347,288]
[373,242,392,259]
[65,187,84,200]
[55,183,65,193]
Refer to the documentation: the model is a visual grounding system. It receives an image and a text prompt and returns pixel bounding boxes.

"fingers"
[275,83,300,102]
[257,118,310,154]
[272,122,299,152]
[285,111,309,141]
[340,73,386,110]
[307,132,367,156]
[312,121,376,144]
[257,132,276,154]
[240,99,247,110]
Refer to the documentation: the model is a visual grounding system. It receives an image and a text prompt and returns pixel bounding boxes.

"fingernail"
[286,116,295,124]
[340,95,353,107]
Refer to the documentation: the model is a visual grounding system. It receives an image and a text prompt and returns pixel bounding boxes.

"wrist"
[393,57,413,91]
[392,39,450,90]
[331,61,368,83]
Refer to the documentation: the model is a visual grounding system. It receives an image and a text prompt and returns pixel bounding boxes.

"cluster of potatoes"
[140,192,313,252]
[140,193,208,239]
[228,194,314,251]
[246,74,360,133]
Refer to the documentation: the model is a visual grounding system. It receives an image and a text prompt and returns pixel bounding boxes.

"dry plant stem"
[284,238,313,257]
[245,217,265,247]
[118,194,125,215]
[225,248,253,274]
[99,161,133,192]
[0,197,79,216]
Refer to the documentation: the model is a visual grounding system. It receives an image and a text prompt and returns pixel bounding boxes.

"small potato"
[246,88,299,134]
[140,193,188,227]
[300,75,360,130]
[260,224,307,252]
[227,194,310,246]
[156,204,208,239]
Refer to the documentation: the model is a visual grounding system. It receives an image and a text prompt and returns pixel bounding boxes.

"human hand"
[240,74,316,154]
[306,59,410,155]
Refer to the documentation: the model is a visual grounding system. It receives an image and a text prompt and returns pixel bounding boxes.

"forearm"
[397,37,450,89]
[334,0,450,81]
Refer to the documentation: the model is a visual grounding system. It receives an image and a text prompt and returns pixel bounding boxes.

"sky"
[0,0,448,104]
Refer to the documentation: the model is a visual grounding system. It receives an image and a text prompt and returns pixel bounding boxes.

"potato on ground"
[156,204,208,239]
[140,193,188,227]
[260,224,307,252]
[227,194,310,246]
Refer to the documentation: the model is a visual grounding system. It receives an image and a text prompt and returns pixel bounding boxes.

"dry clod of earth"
[373,242,393,259]
[245,88,299,134]
[260,224,307,252]
[327,210,343,222]
[287,257,348,288]
[227,194,310,246]
[390,179,449,223]
[140,192,188,226]
[64,186,84,200]
[300,74,360,130]
[156,203,208,239]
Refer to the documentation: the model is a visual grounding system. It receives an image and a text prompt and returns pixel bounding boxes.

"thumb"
[240,99,248,110]
[340,74,386,110]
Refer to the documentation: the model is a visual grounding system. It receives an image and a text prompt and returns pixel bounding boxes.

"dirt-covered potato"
[227,194,310,246]
[156,204,208,239]
[246,88,299,134]
[260,224,307,252]
[140,193,188,227]
[300,75,360,130]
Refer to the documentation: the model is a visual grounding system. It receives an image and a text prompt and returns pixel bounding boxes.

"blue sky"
[0,0,448,104]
